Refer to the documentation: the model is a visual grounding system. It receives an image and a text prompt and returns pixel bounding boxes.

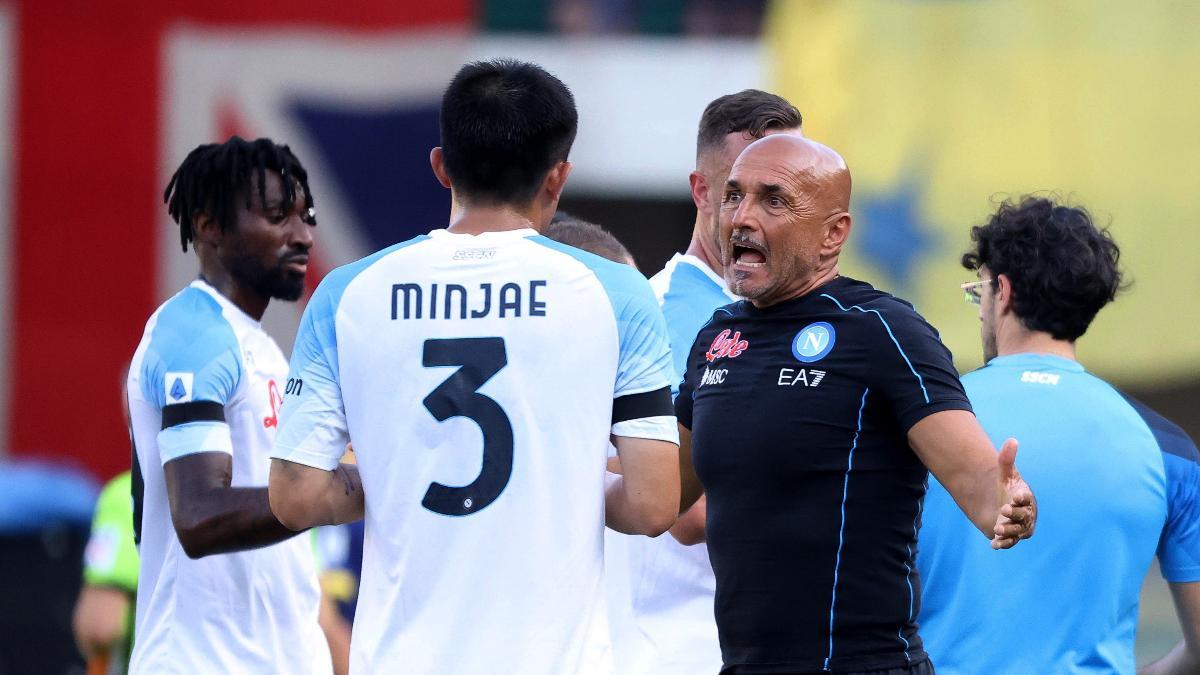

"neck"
[447,197,541,235]
[997,327,1077,361]
[751,263,840,308]
[197,262,268,321]
[683,213,723,277]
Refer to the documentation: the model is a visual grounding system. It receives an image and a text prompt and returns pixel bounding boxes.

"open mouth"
[731,240,767,268]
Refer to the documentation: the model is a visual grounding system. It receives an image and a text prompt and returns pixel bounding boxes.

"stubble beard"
[229,251,305,302]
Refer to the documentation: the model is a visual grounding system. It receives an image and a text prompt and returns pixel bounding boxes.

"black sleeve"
[675,372,695,431]
[673,324,707,431]
[866,300,972,432]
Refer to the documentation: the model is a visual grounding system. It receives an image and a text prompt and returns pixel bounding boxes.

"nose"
[730,195,758,234]
[287,212,314,250]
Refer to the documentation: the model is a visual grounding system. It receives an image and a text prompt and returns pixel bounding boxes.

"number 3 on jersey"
[421,337,514,516]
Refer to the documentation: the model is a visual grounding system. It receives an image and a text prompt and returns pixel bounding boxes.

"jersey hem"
[898,399,974,434]
[722,650,928,674]
[270,443,341,471]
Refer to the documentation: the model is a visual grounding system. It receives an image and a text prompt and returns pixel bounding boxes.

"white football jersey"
[272,228,678,674]
[127,279,331,674]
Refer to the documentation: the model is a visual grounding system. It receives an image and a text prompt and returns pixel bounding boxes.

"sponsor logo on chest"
[698,366,728,388]
[706,329,749,362]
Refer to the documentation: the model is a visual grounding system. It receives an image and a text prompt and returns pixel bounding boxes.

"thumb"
[998,438,1019,481]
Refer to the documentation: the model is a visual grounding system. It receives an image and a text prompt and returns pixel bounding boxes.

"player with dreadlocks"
[126,136,334,673]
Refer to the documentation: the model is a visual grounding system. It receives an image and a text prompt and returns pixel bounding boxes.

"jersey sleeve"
[864,300,972,432]
[271,272,350,471]
[82,473,139,592]
[1143,412,1200,581]
[140,293,243,465]
[609,269,678,444]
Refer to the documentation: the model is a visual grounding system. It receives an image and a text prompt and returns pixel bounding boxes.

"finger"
[994,522,1027,538]
[997,438,1019,480]
[1009,487,1034,507]
[991,535,1016,550]
[1000,504,1033,524]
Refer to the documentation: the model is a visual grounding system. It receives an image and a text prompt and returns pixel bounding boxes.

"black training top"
[676,276,972,674]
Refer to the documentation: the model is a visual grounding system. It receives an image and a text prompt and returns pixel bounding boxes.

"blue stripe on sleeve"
[820,293,929,403]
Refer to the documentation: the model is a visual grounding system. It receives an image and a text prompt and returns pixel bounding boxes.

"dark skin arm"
[164,451,302,558]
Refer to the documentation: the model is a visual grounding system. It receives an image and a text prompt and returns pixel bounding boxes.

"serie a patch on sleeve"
[163,372,194,404]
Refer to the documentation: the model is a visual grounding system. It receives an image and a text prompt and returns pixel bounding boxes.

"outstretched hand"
[991,438,1036,549]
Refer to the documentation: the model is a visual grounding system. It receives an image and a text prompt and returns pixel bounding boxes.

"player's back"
[303,228,664,673]
[917,353,1199,674]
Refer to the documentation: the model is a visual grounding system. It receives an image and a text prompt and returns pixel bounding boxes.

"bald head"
[733,134,851,217]
[720,134,855,307]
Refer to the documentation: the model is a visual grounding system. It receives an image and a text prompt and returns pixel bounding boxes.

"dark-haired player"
[677,134,1036,674]
[267,59,680,674]
[127,137,330,673]
[918,197,1200,674]
[629,89,803,675]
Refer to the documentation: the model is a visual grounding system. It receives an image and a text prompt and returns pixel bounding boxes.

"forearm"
[1139,639,1200,675]
[605,473,675,536]
[677,425,704,513]
[669,495,706,545]
[270,461,364,530]
[173,485,300,557]
[943,463,1002,538]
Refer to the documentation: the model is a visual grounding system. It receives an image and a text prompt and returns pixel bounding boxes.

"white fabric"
[273,230,677,674]
[128,280,330,674]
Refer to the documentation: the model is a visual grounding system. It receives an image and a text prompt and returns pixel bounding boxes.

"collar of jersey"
[190,278,262,330]
[671,253,738,301]
[985,352,1085,372]
[428,227,538,242]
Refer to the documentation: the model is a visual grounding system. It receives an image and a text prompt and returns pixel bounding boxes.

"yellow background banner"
[769,0,1200,386]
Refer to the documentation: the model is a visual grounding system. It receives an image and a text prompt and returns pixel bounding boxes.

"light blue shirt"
[649,253,738,395]
[917,353,1200,674]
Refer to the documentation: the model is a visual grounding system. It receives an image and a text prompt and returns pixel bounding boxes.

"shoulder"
[145,286,241,368]
[1116,391,1200,464]
[313,235,432,312]
[529,234,656,306]
[816,278,938,340]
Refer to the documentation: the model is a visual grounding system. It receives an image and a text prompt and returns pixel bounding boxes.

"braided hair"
[164,136,315,252]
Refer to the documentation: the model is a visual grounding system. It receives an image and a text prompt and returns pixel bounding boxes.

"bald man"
[673,135,1037,674]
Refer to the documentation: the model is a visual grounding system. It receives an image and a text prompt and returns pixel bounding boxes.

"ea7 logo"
[706,329,749,362]
[777,367,826,387]
[699,367,728,388]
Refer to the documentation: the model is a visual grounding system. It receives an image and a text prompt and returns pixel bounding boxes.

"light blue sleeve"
[611,276,675,399]
[531,237,677,444]
[271,265,352,471]
[273,238,427,470]
[1122,393,1200,582]
[1160,449,1200,582]
[140,288,242,464]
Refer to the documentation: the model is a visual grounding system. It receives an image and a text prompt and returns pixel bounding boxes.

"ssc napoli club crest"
[792,322,836,363]
[706,329,749,362]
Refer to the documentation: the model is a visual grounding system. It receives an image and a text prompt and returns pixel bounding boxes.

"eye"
[723,191,743,204]
[766,195,786,208]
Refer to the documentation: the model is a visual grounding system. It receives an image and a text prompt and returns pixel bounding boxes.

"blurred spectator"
[73,471,138,674]
[0,459,96,674]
